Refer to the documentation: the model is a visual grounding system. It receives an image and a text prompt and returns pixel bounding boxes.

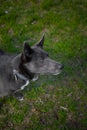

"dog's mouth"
[40,69,62,75]
[53,70,62,76]
[53,65,64,75]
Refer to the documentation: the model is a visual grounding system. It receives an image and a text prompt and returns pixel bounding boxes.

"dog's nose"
[59,64,64,69]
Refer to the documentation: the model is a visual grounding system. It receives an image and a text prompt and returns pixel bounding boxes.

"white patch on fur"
[13,69,29,90]
[14,75,18,81]
[32,75,38,81]
[21,80,29,90]
[18,97,24,101]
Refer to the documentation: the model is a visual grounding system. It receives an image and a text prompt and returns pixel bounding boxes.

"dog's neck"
[12,53,35,80]
[19,62,35,80]
[11,53,38,91]
[12,53,21,70]
[13,69,29,91]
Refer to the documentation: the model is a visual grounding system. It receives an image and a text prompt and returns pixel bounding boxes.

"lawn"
[0,0,87,130]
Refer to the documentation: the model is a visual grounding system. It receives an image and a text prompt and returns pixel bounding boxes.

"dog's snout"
[59,64,64,69]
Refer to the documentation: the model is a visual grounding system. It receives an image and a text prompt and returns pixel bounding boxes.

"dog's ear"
[36,35,44,48]
[22,42,33,62]
[24,42,33,55]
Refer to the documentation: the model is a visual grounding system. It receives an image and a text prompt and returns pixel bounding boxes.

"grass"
[0,0,87,129]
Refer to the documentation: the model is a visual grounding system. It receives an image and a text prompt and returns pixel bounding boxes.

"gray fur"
[0,36,63,98]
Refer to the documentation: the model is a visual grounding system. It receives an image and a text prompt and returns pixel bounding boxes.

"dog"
[0,35,63,101]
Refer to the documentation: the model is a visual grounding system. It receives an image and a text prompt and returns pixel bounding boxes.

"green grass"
[0,0,87,129]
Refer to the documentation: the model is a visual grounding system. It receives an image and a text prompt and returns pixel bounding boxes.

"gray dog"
[0,35,63,101]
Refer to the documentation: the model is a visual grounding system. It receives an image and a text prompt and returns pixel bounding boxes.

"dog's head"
[21,35,63,75]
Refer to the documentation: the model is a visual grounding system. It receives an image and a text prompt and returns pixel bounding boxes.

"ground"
[0,0,87,130]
